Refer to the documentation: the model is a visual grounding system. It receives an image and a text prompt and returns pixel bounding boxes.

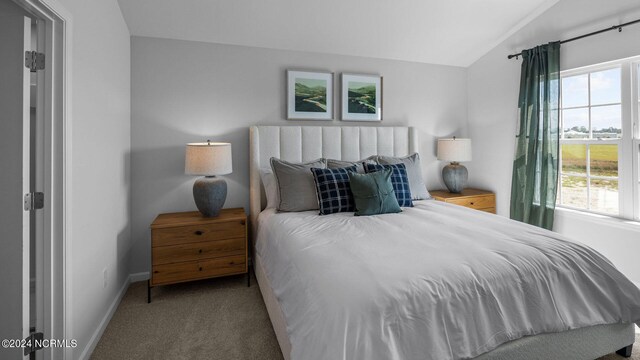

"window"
[557,58,640,220]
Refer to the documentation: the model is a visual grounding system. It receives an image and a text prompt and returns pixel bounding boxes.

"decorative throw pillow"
[364,163,413,207]
[348,169,401,216]
[259,169,278,209]
[310,166,358,215]
[377,153,431,200]
[270,158,326,212]
[326,156,377,174]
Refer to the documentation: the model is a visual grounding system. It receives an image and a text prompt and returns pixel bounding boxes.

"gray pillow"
[377,153,431,200]
[327,156,377,174]
[270,158,326,212]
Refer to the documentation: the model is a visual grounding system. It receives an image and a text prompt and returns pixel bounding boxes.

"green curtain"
[510,42,560,230]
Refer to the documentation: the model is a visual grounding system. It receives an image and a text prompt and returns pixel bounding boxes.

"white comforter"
[256,201,640,360]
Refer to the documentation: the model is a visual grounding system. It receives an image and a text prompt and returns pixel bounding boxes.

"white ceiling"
[117,0,558,67]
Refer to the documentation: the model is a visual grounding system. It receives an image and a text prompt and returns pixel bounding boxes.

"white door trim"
[13,0,72,358]
[22,15,32,355]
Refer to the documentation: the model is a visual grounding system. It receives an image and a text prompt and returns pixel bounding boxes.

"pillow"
[377,153,431,200]
[326,156,377,174]
[259,169,278,209]
[270,158,326,212]
[348,169,401,216]
[364,163,413,207]
[310,166,357,215]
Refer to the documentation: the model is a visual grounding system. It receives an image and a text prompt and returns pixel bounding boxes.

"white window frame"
[557,57,640,221]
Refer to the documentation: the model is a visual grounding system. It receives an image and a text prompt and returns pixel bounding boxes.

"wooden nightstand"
[148,208,248,303]
[429,188,496,214]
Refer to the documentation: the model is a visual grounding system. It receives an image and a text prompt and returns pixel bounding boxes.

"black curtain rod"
[507,18,640,59]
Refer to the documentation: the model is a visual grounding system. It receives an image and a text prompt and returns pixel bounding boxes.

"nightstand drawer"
[152,237,246,266]
[148,209,249,302]
[152,220,245,247]
[447,195,495,210]
[151,254,246,286]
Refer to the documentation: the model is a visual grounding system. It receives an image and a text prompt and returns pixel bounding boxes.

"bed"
[249,125,639,360]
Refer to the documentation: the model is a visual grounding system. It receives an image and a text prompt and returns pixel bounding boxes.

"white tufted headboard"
[249,125,417,240]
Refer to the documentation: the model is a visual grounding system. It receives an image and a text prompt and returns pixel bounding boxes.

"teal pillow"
[348,169,401,216]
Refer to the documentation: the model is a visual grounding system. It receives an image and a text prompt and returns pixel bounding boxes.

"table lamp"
[185,141,232,217]
[437,137,472,193]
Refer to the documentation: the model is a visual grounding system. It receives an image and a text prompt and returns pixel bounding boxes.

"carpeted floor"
[91,275,638,360]
[90,275,283,360]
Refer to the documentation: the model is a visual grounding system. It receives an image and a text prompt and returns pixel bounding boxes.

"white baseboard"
[129,271,150,283]
[77,275,132,360]
[634,283,640,334]
[77,272,151,359]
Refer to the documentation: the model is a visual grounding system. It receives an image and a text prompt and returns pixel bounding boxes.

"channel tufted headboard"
[249,125,417,240]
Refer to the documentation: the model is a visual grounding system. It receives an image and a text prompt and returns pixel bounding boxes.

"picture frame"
[287,70,334,120]
[341,73,382,121]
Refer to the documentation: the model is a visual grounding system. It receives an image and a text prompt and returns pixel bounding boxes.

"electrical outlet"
[103,268,108,289]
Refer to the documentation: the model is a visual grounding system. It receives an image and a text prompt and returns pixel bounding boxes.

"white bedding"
[256,201,640,360]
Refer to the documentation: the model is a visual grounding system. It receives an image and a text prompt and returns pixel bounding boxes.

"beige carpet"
[90,275,283,360]
[91,275,638,360]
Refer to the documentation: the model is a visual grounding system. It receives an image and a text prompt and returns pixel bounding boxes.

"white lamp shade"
[185,142,233,176]
[437,138,472,162]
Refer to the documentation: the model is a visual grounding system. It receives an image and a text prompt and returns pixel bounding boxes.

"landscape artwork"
[295,78,327,112]
[287,70,333,120]
[341,74,382,121]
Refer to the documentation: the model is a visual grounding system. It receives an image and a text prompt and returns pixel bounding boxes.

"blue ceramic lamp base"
[193,176,227,217]
[442,162,468,193]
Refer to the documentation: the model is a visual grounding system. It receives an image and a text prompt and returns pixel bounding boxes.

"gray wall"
[56,0,132,358]
[130,36,468,274]
[467,0,640,283]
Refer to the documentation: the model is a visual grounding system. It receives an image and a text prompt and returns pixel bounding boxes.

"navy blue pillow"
[364,163,413,207]
[311,166,358,215]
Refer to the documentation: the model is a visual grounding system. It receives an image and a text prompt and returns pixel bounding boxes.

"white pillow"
[260,169,279,209]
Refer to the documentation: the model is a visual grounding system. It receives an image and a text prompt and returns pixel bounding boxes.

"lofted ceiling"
[117,0,558,67]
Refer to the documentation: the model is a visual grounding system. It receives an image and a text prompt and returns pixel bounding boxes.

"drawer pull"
[194,230,204,235]
[198,249,203,254]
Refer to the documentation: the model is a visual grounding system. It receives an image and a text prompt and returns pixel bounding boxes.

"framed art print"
[287,70,333,120]
[341,73,382,121]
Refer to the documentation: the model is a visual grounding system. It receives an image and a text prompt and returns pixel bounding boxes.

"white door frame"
[13,0,72,358]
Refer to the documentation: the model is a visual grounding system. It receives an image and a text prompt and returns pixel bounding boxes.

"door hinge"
[25,51,45,71]
[23,331,44,356]
[24,192,44,211]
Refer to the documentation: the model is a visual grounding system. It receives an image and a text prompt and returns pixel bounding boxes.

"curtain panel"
[510,42,560,230]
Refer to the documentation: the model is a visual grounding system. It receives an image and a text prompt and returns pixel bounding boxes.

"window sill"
[555,207,640,233]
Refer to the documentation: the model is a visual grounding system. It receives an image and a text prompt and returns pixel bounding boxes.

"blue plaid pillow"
[311,166,357,215]
[364,163,413,207]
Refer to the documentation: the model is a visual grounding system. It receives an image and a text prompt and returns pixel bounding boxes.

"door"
[0,1,34,358]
